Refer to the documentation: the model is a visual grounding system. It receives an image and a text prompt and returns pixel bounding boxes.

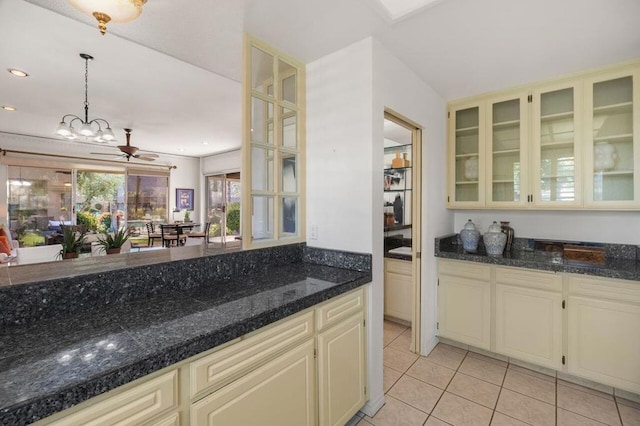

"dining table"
[159,222,200,246]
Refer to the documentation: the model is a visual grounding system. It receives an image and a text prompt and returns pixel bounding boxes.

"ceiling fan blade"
[134,155,157,161]
[136,152,159,158]
[90,152,124,157]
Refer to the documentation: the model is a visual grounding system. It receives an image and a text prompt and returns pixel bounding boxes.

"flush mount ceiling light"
[7,68,29,78]
[55,53,116,143]
[2,106,17,111]
[67,0,148,35]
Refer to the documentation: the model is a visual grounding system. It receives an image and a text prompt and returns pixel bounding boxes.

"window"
[7,166,72,246]
[126,169,169,233]
[243,35,305,247]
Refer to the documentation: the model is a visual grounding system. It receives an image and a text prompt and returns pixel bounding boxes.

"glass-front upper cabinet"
[486,93,528,207]
[531,83,582,207]
[448,103,485,207]
[584,71,639,207]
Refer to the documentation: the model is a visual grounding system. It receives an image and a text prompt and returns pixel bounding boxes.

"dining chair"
[187,222,211,246]
[160,224,180,247]
[145,222,162,246]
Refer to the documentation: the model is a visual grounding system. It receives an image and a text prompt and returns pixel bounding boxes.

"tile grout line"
[555,371,558,426]
[615,394,625,426]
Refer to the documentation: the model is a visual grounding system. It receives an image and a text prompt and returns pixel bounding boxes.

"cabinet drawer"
[316,288,365,332]
[48,371,178,426]
[190,311,314,399]
[439,259,491,281]
[190,340,316,426]
[495,266,562,292]
[151,412,180,426]
[385,258,412,276]
[569,274,640,303]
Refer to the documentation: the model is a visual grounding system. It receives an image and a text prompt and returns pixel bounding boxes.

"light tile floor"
[356,320,640,426]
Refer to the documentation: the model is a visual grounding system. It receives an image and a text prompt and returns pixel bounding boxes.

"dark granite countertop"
[0,246,372,425]
[435,234,640,282]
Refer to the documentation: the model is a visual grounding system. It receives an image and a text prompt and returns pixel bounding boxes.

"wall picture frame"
[176,188,194,211]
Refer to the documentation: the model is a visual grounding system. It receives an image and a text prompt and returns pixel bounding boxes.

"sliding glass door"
[206,173,241,247]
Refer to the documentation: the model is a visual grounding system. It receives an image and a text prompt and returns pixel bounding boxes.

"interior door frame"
[384,109,423,354]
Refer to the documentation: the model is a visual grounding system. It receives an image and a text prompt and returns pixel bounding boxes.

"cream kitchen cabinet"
[384,258,412,322]
[447,102,485,207]
[36,370,180,426]
[437,259,491,349]
[317,287,366,426]
[447,60,640,210]
[486,92,529,208]
[494,267,563,369]
[531,81,583,207]
[568,274,640,394]
[190,339,316,426]
[583,69,640,207]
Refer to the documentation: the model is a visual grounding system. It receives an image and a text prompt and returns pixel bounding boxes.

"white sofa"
[15,244,62,265]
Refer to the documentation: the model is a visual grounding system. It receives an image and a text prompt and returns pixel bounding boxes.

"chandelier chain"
[84,57,89,123]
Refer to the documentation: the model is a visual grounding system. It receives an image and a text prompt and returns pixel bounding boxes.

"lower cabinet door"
[438,274,491,349]
[568,296,640,394]
[384,270,412,322]
[190,340,316,426]
[495,284,562,369]
[317,313,366,426]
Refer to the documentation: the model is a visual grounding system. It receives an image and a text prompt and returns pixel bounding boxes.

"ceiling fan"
[91,128,159,161]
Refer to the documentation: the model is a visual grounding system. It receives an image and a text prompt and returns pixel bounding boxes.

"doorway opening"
[383,110,422,354]
[206,172,241,247]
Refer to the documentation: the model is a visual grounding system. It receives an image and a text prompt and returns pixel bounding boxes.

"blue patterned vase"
[484,221,507,256]
[460,219,480,253]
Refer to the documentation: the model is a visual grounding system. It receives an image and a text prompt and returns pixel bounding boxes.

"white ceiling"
[2,0,639,158]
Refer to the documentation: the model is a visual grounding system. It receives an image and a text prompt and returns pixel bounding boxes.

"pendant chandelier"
[55,53,116,143]
[68,0,148,35]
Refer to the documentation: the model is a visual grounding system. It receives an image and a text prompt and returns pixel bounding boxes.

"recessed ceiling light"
[202,141,209,145]
[179,148,185,152]
[2,106,16,111]
[8,68,28,77]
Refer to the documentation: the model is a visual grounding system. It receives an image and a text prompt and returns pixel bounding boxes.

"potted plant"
[96,227,130,255]
[58,227,87,260]
[183,210,191,222]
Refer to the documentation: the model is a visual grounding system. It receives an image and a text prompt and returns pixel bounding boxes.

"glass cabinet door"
[449,104,484,206]
[486,94,528,207]
[584,71,639,206]
[531,83,582,206]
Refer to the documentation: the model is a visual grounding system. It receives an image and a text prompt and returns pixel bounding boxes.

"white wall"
[453,210,640,245]
[306,38,381,414]
[0,133,201,223]
[373,40,451,356]
[307,36,453,417]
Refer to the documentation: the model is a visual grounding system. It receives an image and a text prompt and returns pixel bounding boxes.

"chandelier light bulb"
[79,123,95,137]
[102,127,116,141]
[55,122,71,136]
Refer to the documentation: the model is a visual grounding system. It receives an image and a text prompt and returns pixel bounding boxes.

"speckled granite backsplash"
[0,243,371,326]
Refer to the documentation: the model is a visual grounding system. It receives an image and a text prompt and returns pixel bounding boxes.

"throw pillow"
[0,236,12,255]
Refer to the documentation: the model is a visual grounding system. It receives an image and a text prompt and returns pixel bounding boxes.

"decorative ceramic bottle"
[460,219,480,253]
[500,221,514,253]
[484,221,507,256]
[392,152,404,168]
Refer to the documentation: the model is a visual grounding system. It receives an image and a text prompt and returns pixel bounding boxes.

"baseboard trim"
[361,394,385,417]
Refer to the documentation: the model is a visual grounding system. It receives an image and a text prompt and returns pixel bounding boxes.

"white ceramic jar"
[460,219,480,253]
[483,221,507,256]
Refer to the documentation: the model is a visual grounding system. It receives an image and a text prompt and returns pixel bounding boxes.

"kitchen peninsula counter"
[0,244,372,425]
[435,234,640,282]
